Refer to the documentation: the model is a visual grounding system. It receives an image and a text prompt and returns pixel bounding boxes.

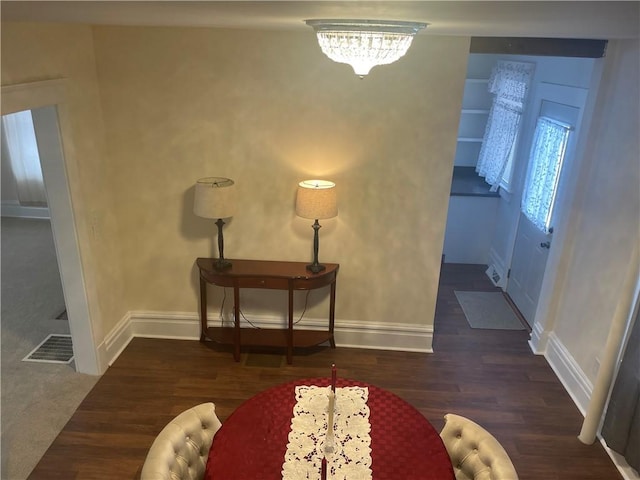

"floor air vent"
[23,334,74,364]
[486,265,502,287]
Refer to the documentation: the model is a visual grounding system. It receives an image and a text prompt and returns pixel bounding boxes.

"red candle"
[321,457,327,480]
[331,363,336,392]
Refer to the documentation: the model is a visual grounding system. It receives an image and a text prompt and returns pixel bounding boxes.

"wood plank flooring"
[28,263,622,479]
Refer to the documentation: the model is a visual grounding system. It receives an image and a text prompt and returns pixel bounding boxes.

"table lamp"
[295,180,337,273]
[194,177,236,270]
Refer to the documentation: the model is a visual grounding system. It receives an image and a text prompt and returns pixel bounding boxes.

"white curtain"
[1,110,47,206]
[521,117,571,233]
[476,61,535,191]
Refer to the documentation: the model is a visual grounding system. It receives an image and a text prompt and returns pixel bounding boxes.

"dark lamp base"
[306,263,326,273]
[214,258,232,270]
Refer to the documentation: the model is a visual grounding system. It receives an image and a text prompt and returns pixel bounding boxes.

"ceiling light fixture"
[305,19,427,78]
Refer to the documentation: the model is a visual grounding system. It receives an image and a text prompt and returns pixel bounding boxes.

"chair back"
[141,402,222,480]
[440,413,518,480]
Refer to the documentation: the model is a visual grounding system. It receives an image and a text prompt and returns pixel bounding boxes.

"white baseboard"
[599,437,640,480]
[542,332,593,416]
[528,320,549,353]
[98,312,134,370]
[529,330,638,479]
[1,202,50,219]
[100,310,434,367]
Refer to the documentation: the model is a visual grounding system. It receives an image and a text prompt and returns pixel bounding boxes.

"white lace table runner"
[282,385,372,480]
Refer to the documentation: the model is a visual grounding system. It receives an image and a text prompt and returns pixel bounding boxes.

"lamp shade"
[296,180,338,220]
[194,177,236,219]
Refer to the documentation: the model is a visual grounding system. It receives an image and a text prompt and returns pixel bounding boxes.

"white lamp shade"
[296,180,338,220]
[194,177,236,219]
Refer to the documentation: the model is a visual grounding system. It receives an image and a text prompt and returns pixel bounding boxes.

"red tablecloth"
[204,378,455,479]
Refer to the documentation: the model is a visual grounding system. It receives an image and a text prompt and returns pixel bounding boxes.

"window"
[521,116,572,233]
[1,110,47,206]
[476,60,534,192]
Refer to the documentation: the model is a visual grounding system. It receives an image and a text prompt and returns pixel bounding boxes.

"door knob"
[540,241,551,249]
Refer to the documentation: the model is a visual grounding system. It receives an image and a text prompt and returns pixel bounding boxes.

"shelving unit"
[454,78,491,167]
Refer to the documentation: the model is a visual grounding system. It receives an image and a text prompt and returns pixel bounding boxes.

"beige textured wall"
[1,22,126,340]
[552,39,640,381]
[92,26,469,329]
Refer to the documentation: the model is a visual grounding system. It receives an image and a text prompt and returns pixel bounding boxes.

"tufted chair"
[141,402,223,480]
[440,413,519,480]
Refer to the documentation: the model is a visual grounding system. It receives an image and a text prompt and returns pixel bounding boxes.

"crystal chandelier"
[305,19,427,78]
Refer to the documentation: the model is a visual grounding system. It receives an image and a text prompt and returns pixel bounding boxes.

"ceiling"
[1,1,638,39]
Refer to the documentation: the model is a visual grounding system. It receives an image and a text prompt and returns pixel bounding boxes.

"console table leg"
[287,285,294,365]
[329,280,337,348]
[233,285,241,362]
[199,276,207,342]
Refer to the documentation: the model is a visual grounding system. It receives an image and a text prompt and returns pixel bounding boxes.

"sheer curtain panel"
[476,61,535,191]
[1,110,47,206]
[521,117,571,233]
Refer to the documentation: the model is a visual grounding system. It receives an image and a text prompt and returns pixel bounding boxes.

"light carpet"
[1,217,99,480]
[454,290,525,330]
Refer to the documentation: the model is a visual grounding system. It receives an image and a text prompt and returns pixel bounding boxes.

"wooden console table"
[196,258,339,364]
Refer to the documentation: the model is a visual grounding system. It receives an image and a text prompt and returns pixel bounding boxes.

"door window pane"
[521,116,571,233]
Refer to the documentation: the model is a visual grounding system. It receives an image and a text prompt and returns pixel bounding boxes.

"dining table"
[204,377,455,479]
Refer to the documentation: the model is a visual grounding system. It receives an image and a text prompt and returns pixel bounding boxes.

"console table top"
[196,258,339,279]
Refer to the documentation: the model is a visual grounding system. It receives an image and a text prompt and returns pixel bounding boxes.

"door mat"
[23,334,74,364]
[454,291,525,330]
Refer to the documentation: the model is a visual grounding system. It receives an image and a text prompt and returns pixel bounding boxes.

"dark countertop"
[450,166,500,197]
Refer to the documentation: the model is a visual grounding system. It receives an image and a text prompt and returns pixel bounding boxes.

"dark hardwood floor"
[28,264,622,479]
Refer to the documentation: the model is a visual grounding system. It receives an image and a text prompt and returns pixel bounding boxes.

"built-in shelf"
[455,74,492,167]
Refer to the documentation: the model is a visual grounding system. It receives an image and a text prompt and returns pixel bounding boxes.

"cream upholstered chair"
[440,413,519,480]
[141,402,222,480]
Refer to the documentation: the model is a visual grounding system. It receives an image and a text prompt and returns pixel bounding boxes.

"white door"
[507,82,588,325]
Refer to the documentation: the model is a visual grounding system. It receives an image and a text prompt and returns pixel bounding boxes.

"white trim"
[598,437,640,480]
[332,319,433,353]
[528,319,549,353]
[543,332,593,416]
[31,105,101,375]
[101,310,434,366]
[132,311,201,340]
[1,201,50,219]
[99,312,134,368]
[1,79,66,114]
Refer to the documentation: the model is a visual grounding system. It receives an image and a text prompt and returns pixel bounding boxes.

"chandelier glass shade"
[305,19,427,77]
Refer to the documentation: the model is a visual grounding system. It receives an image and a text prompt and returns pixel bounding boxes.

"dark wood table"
[197,258,339,364]
[204,378,455,480]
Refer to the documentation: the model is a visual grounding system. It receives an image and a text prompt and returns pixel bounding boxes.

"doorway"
[1,108,70,358]
[443,52,600,327]
[507,83,588,323]
[1,80,100,375]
